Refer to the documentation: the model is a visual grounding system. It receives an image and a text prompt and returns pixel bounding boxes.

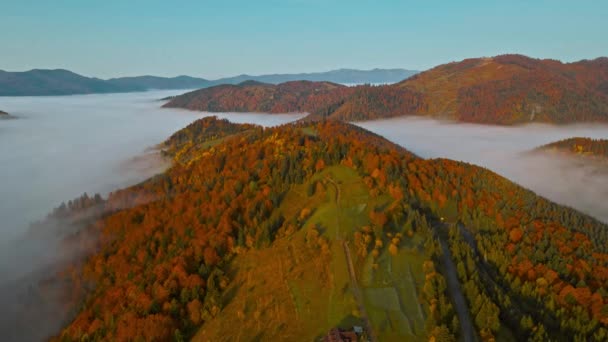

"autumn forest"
[25,112,603,342]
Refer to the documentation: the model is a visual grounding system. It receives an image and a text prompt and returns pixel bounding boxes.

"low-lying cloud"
[357,117,608,223]
[0,90,304,341]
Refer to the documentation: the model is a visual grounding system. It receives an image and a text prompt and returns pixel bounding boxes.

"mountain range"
[0,68,418,96]
[164,54,608,125]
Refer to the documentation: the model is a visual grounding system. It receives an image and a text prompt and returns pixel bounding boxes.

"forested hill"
[536,137,608,159]
[47,116,608,341]
[326,54,608,124]
[386,54,608,124]
[162,80,357,114]
[165,54,608,125]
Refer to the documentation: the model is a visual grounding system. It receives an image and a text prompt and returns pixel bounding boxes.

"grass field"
[193,166,364,341]
[360,238,428,341]
[193,165,429,341]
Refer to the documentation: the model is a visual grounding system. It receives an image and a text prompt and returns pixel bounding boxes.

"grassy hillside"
[50,118,608,341]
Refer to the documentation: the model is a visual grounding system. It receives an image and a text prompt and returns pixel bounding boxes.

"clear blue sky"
[1,0,606,79]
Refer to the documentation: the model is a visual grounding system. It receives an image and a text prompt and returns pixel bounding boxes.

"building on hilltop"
[323,327,361,342]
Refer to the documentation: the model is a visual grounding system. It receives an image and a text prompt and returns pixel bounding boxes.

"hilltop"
[165,55,608,125]
[46,117,608,341]
[163,80,356,114]
[388,54,608,124]
[0,68,416,96]
[536,137,608,159]
[328,54,608,124]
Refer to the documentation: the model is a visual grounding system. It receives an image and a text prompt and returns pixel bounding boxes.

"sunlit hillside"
[46,117,608,341]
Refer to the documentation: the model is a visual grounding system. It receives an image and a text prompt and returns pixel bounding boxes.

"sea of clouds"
[357,117,608,223]
[0,90,304,341]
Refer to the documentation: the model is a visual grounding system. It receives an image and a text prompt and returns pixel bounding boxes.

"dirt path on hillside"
[326,177,377,342]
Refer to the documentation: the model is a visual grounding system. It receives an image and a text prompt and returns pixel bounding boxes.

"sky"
[1,0,606,79]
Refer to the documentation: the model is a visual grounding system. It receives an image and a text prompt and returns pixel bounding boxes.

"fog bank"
[0,90,303,341]
[357,117,608,223]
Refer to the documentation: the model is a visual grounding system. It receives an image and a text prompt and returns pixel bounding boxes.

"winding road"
[434,227,477,342]
[325,175,473,342]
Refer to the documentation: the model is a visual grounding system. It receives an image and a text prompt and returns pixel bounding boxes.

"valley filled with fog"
[2,97,607,283]
[357,117,608,224]
[0,91,304,341]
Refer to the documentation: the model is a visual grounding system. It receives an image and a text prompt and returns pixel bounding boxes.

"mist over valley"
[358,118,608,223]
[0,91,304,341]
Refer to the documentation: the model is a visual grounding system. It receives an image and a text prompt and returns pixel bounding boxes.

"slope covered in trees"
[160,116,257,164]
[162,80,356,115]
[389,54,608,124]
[51,118,608,341]
[536,137,608,159]
[327,54,608,124]
[165,55,608,125]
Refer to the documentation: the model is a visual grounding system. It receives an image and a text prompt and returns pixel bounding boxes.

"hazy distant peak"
[237,80,270,86]
[0,68,417,96]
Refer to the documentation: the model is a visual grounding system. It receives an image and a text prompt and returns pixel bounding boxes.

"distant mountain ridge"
[0,69,135,96]
[0,68,418,96]
[105,75,211,91]
[165,54,608,125]
[208,68,416,85]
